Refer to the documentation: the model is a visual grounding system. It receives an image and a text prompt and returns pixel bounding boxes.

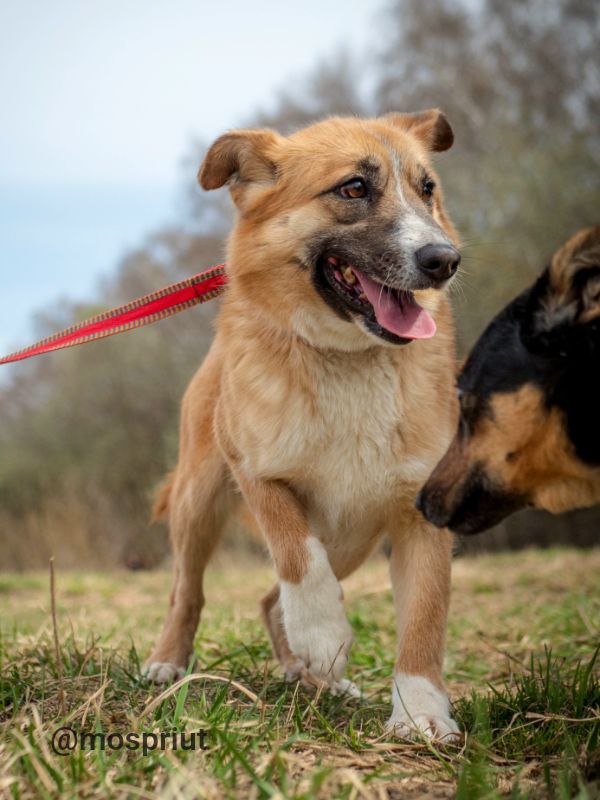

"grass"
[0,548,599,799]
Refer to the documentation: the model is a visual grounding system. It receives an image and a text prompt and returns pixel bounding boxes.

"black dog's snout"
[415,488,425,514]
[415,485,451,529]
[415,244,460,283]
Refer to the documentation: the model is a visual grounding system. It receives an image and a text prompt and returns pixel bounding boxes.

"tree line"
[1,0,598,568]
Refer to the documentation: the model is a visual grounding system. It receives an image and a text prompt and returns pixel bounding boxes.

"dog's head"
[418,225,600,535]
[199,111,459,350]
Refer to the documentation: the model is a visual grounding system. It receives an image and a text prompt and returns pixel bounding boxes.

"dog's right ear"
[198,129,281,192]
[383,109,454,152]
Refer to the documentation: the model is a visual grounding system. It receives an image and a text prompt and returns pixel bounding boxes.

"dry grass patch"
[1,548,599,798]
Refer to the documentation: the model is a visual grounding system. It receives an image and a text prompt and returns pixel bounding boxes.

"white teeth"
[342,266,356,285]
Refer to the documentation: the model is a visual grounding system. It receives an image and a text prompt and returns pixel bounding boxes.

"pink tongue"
[352,269,436,339]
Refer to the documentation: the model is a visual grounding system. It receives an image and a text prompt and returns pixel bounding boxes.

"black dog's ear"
[550,225,600,327]
[198,129,282,192]
[521,226,600,352]
[520,271,568,354]
[383,109,454,152]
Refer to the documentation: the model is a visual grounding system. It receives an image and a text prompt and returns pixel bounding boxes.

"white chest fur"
[232,345,439,512]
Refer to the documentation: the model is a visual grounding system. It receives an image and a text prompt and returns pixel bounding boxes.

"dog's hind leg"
[144,449,232,684]
[145,345,234,684]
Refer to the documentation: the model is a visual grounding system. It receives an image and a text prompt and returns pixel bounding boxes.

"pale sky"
[0,0,379,355]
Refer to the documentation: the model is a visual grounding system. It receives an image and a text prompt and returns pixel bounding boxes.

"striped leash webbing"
[0,265,227,366]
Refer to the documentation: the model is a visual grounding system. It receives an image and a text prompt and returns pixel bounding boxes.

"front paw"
[387,673,460,742]
[285,660,361,698]
[285,613,353,683]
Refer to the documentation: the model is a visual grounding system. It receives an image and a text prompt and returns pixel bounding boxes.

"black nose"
[415,485,451,529]
[415,244,460,282]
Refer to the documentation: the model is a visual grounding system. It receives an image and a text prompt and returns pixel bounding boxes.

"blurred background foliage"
[1,0,599,569]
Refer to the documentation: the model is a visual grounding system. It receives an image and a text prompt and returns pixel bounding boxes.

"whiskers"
[448,271,471,302]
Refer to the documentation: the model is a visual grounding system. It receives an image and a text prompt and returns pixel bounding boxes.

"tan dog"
[145,111,461,739]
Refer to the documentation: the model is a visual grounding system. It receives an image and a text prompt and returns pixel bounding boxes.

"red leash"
[0,264,227,366]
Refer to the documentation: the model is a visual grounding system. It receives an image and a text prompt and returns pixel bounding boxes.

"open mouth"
[321,256,436,343]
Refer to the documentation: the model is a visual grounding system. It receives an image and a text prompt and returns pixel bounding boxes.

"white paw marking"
[330,677,362,698]
[284,659,361,698]
[143,661,186,685]
[387,673,459,741]
[280,537,353,685]
[283,657,306,683]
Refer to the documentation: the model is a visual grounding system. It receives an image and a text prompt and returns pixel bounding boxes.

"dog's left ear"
[383,109,454,152]
[198,129,282,192]
[522,226,600,351]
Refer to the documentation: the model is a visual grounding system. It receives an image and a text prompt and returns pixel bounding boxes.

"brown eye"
[422,178,435,200]
[337,178,367,199]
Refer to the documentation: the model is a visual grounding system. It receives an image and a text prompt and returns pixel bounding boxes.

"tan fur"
[151,471,174,522]
[541,225,600,328]
[389,508,453,689]
[146,114,459,718]
[490,389,598,509]
[428,384,600,516]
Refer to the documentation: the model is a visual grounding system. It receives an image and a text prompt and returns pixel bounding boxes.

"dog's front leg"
[231,467,353,688]
[278,535,355,691]
[387,517,459,740]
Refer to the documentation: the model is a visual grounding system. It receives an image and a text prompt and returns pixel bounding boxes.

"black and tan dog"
[418,226,600,535]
